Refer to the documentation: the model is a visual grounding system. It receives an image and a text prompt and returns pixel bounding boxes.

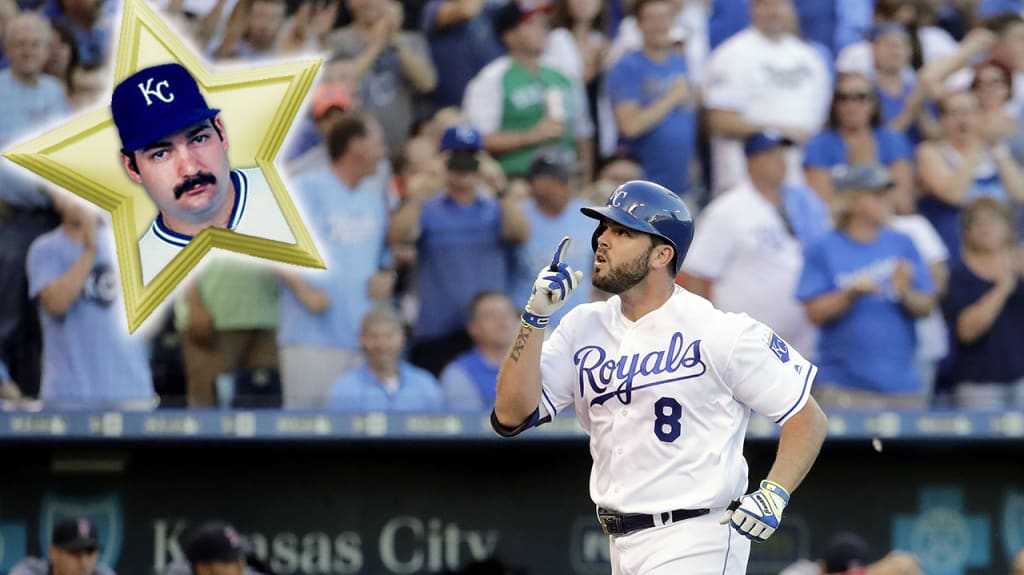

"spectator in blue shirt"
[511,151,594,327]
[388,124,529,376]
[421,0,505,109]
[942,197,1024,409]
[49,0,112,68]
[26,195,155,410]
[606,0,696,198]
[797,165,936,409]
[441,291,516,411]
[804,72,915,215]
[869,22,932,144]
[327,305,443,411]
[0,12,70,398]
[278,112,394,409]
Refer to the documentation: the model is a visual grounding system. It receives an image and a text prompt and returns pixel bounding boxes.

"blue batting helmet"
[580,180,694,274]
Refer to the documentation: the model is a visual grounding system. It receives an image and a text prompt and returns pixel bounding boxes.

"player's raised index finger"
[550,236,571,271]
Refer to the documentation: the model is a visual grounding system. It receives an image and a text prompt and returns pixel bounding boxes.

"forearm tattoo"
[510,325,533,363]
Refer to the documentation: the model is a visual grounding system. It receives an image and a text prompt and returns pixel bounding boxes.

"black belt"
[597,507,710,535]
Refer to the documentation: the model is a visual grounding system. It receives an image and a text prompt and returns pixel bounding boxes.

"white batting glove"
[719,480,790,542]
[522,236,584,329]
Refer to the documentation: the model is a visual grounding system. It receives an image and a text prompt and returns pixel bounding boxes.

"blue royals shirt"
[278,167,389,350]
[440,348,499,411]
[0,69,69,208]
[26,226,153,407]
[796,228,934,394]
[606,50,697,197]
[803,127,912,170]
[415,192,515,340]
[327,362,443,411]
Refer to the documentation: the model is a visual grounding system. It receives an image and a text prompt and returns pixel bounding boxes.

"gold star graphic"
[2,0,324,333]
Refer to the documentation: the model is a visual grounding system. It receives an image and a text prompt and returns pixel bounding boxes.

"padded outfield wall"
[0,410,1020,575]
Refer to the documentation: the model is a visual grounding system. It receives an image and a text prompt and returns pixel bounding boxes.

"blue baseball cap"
[440,124,482,152]
[744,131,794,157]
[111,63,221,152]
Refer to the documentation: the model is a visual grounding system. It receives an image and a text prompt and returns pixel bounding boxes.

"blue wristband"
[760,480,791,504]
[521,310,549,330]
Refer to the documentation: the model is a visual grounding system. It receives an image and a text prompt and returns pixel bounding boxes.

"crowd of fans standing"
[0,0,1021,412]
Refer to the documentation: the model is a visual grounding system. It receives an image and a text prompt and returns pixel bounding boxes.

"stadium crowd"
[0,0,1023,413]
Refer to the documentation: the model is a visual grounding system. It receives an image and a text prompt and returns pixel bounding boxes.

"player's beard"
[592,245,652,294]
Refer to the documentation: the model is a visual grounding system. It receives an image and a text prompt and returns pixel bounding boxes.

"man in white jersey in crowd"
[111,63,295,285]
[492,180,829,573]
[703,0,831,195]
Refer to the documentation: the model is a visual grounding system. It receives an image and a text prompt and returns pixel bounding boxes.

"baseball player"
[111,63,295,285]
[492,180,829,574]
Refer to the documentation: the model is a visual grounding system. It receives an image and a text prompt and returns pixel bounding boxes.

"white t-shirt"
[889,215,950,362]
[682,183,817,358]
[703,28,831,194]
[138,167,295,285]
[537,286,817,514]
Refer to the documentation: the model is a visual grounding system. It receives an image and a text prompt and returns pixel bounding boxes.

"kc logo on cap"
[137,77,175,106]
[111,62,220,152]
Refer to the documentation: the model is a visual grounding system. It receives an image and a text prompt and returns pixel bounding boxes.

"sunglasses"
[836,92,871,102]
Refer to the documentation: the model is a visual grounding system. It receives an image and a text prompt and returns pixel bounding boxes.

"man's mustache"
[174,172,217,199]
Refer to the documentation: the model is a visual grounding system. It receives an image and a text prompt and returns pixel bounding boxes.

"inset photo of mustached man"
[111,63,295,285]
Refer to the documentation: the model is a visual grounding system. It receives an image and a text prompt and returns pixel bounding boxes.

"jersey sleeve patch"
[764,330,790,364]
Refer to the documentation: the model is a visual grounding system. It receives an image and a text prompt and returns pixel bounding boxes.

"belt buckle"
[598,510,623,535]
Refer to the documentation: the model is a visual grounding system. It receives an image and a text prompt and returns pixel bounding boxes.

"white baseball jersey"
[537,286,817,515]
[682,182,817,358]
[138,168,295,284]
[703,29,831,195]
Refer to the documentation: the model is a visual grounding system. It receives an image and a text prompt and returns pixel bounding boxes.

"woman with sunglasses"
[942,197,1024,409]
[917,89,1024,262]
[804,73,916,216]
